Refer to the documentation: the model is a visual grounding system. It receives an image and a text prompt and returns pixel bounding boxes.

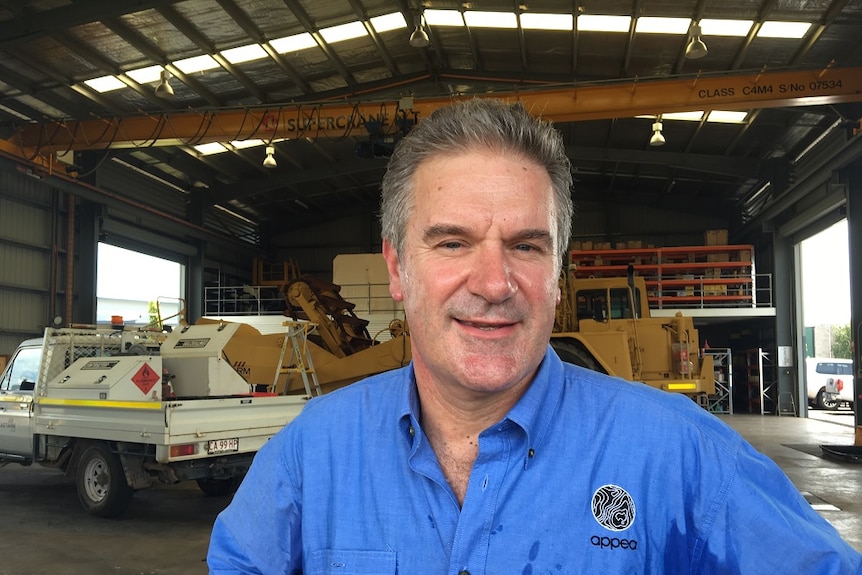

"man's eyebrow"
[518,229,554,247]
[422,225,553,245]
[422,224,468,243]
[520,229,553,241]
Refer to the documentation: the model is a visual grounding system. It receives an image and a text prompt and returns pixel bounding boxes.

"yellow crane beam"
[6,65,862,153]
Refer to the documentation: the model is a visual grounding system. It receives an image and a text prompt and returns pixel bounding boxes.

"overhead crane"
[2,65,861,158]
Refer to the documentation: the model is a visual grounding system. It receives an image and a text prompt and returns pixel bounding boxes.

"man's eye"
[440,241,463,249]
[515,243,537,252]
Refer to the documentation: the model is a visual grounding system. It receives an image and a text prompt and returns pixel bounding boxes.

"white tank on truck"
[0,322,309,517]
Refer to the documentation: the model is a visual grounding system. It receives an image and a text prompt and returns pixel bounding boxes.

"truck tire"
[196,477,240,497]
[816,389,839,410]
[550,340,605,373]
[76,443,134,518]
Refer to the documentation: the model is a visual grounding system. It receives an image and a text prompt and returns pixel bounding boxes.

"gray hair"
[380,98,573,264]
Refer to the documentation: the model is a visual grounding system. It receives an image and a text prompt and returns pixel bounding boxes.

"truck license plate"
[207,438,239,455]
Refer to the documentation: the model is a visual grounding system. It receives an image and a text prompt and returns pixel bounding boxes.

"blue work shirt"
[208,347,862,574]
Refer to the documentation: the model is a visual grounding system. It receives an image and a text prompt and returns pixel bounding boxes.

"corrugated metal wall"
[571,199,729,248]
[0,158,267,356]
[0,169,64,355]
[267,198,732,281]
[271,212,382,279]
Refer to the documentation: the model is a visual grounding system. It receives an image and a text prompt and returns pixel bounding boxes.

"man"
[208,99,862,573]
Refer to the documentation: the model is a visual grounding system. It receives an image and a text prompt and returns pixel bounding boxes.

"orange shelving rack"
[569,244,756,309]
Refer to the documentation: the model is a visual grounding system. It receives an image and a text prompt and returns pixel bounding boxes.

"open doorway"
[96,243,185,328]
[800,220,853,418]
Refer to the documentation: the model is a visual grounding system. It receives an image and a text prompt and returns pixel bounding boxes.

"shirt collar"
[504,346,564,463]
[397,367,421,446]
[396,346,565,457]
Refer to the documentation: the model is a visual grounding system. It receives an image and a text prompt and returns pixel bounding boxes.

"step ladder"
[777,391,797,417]
[274,320,322,398]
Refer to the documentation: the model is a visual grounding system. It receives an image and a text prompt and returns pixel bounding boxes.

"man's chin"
[459,355,534,391]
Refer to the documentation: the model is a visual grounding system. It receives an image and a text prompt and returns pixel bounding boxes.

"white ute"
[0,323,308,517]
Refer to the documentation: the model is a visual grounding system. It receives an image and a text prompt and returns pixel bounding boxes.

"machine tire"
[816,389,839,410]
[75,443,134,518]
[550,339,606,373]
[196,477,240,497]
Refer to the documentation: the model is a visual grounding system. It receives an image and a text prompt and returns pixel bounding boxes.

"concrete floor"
[0,411,860,574]
[721,408,862,553]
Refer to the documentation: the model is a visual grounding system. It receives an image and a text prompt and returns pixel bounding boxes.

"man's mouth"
[459,320,514,331]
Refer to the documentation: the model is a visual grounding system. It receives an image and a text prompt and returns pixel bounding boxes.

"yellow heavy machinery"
[209,266,711,401]
[278,275,411,394]
[551,266,715,398]
[205,275,411,397]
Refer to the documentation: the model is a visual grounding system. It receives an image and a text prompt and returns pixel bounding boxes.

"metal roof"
[1,0,862,248]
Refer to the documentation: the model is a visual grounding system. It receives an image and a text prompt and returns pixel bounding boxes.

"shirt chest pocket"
[307,549,397,574]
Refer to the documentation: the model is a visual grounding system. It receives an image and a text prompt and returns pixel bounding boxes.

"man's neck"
[415,375,526,506]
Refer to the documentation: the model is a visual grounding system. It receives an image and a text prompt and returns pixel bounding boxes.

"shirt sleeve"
[698,439,862,574]
[207,430,303,574]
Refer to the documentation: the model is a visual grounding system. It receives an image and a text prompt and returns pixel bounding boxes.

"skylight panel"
[125,65,163,84]
[464,11,517,29]
[706,111,748,123]
[222,44,267,64]
[520,13,573,31]
[174,54,220,74]
[230,139,265,149]
[84,75,125,93]
[662,111,706,121]
[699,19,753,37]
[424,9,464,27]
[578,15,631,33]
[270,33,317,53]
[194,142,228,155]
[371,12,407,33]
[758,21,811,39]
[637,111,748,123]
[320,21,368,43]
[635,17,691,34]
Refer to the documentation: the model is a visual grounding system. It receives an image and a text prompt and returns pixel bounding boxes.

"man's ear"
[382,240,404,302]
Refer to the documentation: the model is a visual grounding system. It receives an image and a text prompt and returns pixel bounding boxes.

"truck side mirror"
[19,380,35,392]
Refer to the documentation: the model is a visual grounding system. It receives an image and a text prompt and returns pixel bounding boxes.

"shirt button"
[458,571,470,575]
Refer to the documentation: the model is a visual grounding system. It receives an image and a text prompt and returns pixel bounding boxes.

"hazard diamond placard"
[131,363,160,395]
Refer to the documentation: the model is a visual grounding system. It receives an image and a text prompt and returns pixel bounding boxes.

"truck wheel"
[550,340,605,373]
[816,389,839,410]
[76,443,134,518]
[196,477,240,497]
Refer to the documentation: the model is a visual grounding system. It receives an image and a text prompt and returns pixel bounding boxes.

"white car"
[806,357,854,410]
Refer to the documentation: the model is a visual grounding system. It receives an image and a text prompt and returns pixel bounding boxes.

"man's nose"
[468,246,518,303]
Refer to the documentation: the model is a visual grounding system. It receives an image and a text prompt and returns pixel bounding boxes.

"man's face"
[382,148,561,399]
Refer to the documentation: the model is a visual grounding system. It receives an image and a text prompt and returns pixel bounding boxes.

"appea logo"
[590,484,638,551]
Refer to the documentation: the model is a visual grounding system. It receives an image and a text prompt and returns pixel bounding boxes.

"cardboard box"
[682,275,695,296]
[705,229,729,245]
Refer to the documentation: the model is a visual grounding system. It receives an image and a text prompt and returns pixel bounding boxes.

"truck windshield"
[576,287,641,321]
[0,347,40,392]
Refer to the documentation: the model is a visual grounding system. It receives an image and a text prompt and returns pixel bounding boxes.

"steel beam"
[9,66,862,153]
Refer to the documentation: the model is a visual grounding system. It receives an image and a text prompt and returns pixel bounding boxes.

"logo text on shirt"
[590,484,639,551]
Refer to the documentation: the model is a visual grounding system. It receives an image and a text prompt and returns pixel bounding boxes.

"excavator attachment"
[283,275,375,358]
